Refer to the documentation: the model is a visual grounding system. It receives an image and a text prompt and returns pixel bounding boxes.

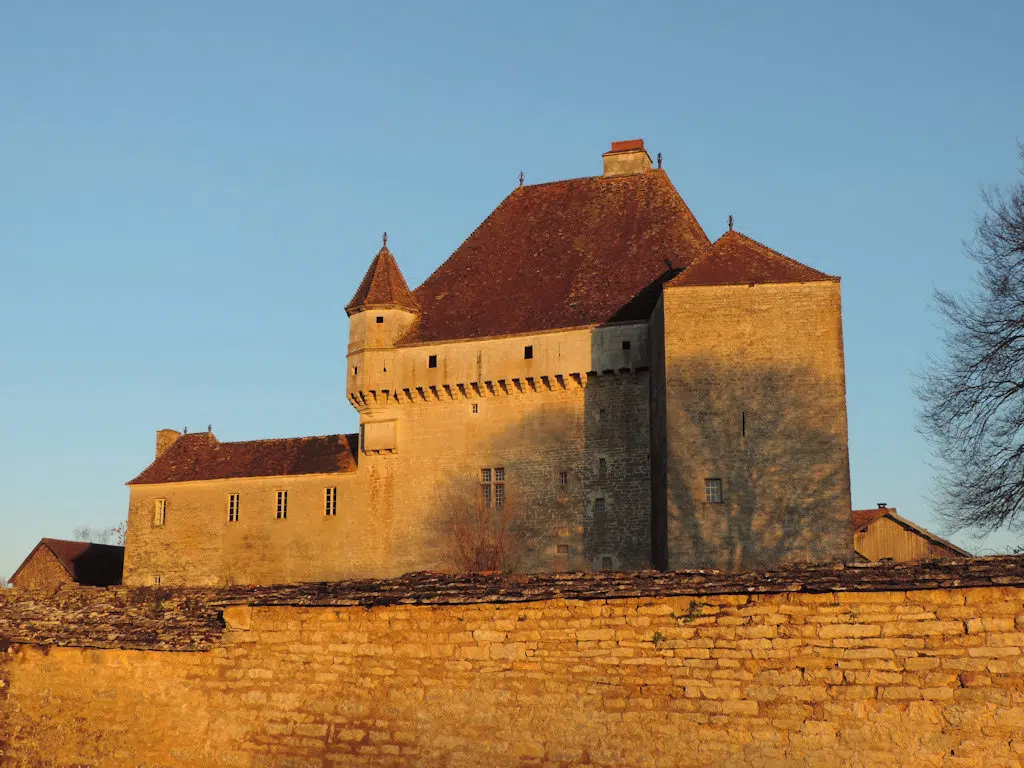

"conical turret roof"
[345,239,419,315]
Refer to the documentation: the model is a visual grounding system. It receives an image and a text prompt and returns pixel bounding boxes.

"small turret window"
[376,316,384,323]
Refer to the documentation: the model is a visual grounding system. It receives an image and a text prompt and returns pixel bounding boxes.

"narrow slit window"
[524,345,533,360]
[598,457,607,478]
[428,355,437,368]
[325,487,337,517]
[704,478,723,504]
[153,499,167,527]
[276,490,288,519]
[228,493,240,523]
[559,471,568,486]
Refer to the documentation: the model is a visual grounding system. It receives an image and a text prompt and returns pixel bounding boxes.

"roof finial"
[728,214,734,232]
[657,152,662,169]
[207,424,212,433]
[518,171,524,188]
[183,426,188,434]
[382,231,388,248]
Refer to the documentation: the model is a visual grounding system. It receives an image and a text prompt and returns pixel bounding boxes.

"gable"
[671,230,836,288]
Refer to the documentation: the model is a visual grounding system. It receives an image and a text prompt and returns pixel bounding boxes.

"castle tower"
[345,235,419,448]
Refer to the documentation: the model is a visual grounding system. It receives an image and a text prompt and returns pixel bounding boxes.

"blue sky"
[2,1,1022,578]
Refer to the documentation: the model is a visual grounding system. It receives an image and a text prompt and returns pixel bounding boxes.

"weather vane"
[519,171,524,188]
[657,152,662,169]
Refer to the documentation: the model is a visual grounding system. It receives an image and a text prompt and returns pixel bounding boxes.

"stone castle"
[123,139,852,587]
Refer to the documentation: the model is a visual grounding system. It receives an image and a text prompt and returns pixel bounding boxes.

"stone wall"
[660,281,852,570]
[9,546,73,591]
[2,558,1024,767]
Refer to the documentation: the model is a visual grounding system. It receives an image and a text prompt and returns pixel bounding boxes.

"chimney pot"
[602,138,652,177]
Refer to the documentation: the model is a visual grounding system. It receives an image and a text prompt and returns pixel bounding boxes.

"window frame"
[153,498,167,528]
[276,490,288,519]
[704,478,724,504]
[325,487,337,517]
[480,467,505,509]
[428,354,437,368]
[228,493,240,523]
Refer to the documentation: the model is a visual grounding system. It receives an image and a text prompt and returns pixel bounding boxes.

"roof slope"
[852,508,972,556]
[11,539,124,587]
[129,431,359,485]
[345,243,419,314]
[671,229,836,288]
[405,170,711,343]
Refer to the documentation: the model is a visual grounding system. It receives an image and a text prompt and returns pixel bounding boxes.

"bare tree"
[918,146,1024,535]
[435,476,527,573]
[72,522,127,546]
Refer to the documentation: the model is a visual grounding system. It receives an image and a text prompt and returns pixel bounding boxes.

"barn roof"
[852,508,971,557]
[10,538,124,587]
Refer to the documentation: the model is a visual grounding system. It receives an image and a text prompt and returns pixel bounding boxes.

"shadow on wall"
[662,358,851,571]
[424,375,652,574]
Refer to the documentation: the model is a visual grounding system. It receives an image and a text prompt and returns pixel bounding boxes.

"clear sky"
[2,1,1023,578]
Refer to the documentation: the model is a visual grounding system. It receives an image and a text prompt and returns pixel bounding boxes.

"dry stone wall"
[2,558,1024,767]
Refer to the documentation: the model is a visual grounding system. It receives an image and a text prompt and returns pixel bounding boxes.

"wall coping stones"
[2,555,1023,651]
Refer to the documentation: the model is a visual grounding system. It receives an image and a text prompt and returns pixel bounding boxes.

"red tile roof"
[345,244,419,315]
[670,229,837,288]
[852,508,891,532]
[11,539,124,587]
[404,170,711,343]
[129,431,359,485]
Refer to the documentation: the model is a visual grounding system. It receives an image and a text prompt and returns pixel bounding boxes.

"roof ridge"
[212,432,355,447]
[717,229,837,281]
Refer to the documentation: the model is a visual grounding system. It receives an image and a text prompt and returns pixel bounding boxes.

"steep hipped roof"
[129,431,359,485]
[404,169,711,343]
[671,229,837,288]
[11,539,124,587]
[345,243,419,315]
[852,508,972,556]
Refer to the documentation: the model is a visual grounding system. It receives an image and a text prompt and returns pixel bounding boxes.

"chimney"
[602,139,652,177]
[156,428,182,458]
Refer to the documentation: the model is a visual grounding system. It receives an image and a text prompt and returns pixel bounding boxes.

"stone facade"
[8,546,72,591]
[3,558,1024,766]
[123,139,853,586]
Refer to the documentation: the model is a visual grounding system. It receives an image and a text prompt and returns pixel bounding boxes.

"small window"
[598,457,607,478]
[353,366,358,375]
[472,403,479,414]
[228,493,240,523]
[598,409,606,423]
[557,544,570,555]
[276,490,288,519]
[622,340,631,351]
[559,471,568,486]
[594,497,606,516]
[376,316,384,324]
[153,499,167,527]
[601,556,613,571]
[428,355,437,368]
[705,478,723,504]
[153,574,162,586]
[481,467,505,509]
[325,487,337,517]
[524,345,533,360]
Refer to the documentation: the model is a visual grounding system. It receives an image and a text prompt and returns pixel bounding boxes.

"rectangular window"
[524,345,533,359]
[601,556,613,571]
[705,478,723,504]
[594,497,606,516]
[153,574,162,586]
[228,493,240,523]
[325,487,337,517]
[276,490,288,519]
[622,340,631,350]
[153,499,167,527]
[559,471,568,486]
[598,457,607,478]
[481,467,505,509]
[557,544,569,555]
[472,403,479,414]
[376,315,384,324]
[428,354,437,368]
